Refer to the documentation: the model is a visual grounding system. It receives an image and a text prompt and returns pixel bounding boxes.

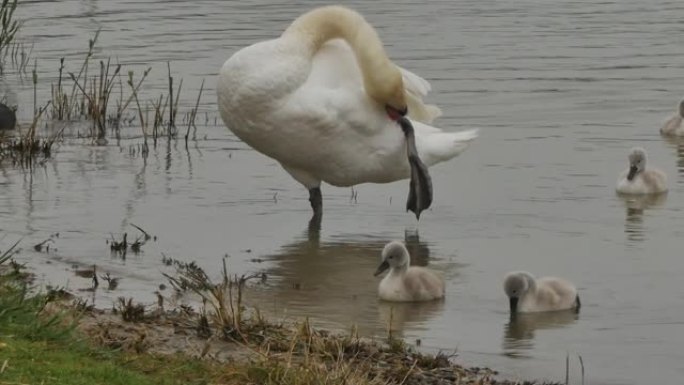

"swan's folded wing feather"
[399,66,432,96]
[399,66,442,124]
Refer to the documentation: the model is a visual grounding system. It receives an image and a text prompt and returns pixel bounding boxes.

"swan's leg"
[281,164,323,223]
[308,187,323,231]
[309,187,322,217]
[397,117,433,219]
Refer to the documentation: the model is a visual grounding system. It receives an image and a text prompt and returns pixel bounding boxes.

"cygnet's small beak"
[627,165,638,181]
[509,297,519,313]
[385,105,407,121]
[374,260,390,277]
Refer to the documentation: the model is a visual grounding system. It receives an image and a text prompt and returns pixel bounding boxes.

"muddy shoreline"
[2,243,565,385]
[70,303,551,385]
[34,257,563,385]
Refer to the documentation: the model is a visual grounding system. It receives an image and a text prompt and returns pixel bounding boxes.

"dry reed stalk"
[185,79,204,144]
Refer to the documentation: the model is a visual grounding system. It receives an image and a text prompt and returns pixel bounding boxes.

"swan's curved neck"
[679,100,684,117]
[283,6,405,108]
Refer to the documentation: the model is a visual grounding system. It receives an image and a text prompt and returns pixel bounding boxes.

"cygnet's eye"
[388,255,394,259]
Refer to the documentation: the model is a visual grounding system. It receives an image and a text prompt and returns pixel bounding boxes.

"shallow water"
[3,0,684,384]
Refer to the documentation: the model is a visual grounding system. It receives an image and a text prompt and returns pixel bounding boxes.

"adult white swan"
[217,6,477,222]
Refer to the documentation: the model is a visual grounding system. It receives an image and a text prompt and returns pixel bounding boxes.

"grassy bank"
[1,249,208,384]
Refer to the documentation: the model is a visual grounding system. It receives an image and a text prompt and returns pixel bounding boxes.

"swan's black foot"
[308,187,322,230]
[398,117,433,219]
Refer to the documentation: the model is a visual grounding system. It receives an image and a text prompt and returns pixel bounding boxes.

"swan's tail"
[419,128,478,165]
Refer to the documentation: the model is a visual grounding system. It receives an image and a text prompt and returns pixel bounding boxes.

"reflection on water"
[503,311,579,356]
[3,0,684,383]
[618,193,667,243]
[250,228,443,336]
[663,136,684,179]
[379,300,445,339]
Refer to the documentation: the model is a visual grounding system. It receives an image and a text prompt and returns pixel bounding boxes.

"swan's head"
[627,147,647,181]
[374,240,410,276]
[381,76,408,121]
[365,66,407,121]
[503,271,534,313]
[679,99,684,117]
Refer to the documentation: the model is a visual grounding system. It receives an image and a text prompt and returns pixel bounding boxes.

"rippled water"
[3,1,684,384]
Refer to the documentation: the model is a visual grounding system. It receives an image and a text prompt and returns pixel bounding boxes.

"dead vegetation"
[2,21,206,165]
[1,237,569,385]
[107,224,153,258]
[0,99,57,166]
[0,0,20,74]
[116,297,146,322]
[140,258,558,385]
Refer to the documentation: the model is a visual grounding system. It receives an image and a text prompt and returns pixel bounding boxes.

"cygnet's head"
[627,147,647,181]
[374,241,410,276]
[503,271,534,313]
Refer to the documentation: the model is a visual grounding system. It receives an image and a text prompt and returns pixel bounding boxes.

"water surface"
[2,1,684,384]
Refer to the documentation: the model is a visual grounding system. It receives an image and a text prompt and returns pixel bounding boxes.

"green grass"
[0,337,229,385]
[0,310,220,385]
[0,261,372,385]
[0,281,381,385]
[1,339,152,385]
[0,260,220,385]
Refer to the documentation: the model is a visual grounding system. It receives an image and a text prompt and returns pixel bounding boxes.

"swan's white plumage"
[398,66,442,123]
[616,147,667,195]
[217,6,476,191]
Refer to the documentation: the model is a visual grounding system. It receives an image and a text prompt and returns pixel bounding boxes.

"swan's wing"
[398,67,442,124]
[298,39,403,136]
[306,39,441,125]
[537,278,578,310]
[297,39,472,151]
[405,268,445,300]
[295,39,390,132]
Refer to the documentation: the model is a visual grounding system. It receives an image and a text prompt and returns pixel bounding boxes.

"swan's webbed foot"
[308,187,323,230]
[398,116,433,219]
